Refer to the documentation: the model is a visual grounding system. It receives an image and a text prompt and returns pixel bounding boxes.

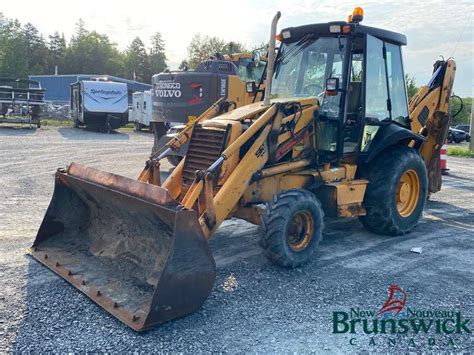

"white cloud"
[2,0,472,95]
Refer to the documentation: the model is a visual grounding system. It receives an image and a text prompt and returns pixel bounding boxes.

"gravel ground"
[0,126,473,352]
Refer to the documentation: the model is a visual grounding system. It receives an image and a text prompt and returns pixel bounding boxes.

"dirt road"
[0,126,472,352]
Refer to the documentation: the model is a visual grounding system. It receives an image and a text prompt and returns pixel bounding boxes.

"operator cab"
[272,8,410,163]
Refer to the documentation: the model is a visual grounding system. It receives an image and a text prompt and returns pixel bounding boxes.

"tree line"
[0,14,167,83]
[0,13,252,84]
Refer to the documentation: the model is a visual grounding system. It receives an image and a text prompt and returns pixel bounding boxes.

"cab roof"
[279,21,407,46]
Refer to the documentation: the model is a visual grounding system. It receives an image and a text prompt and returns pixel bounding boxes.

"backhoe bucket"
[30,163,216,331]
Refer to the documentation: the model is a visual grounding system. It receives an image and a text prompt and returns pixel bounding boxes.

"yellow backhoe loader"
[31,8,456,331]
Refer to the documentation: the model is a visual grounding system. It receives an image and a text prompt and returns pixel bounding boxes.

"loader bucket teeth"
[30,163,216,331]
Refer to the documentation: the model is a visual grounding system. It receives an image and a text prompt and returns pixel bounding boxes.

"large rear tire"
[259,189,324,268]
[359,145,428,235]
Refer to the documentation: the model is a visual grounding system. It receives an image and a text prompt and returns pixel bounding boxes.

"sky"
[2,0,473,96]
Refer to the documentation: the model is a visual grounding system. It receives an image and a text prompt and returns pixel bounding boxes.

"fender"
[361,123,427,164]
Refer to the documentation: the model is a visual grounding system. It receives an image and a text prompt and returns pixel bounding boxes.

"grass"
[447,146,474,158]
[41,118,72,127]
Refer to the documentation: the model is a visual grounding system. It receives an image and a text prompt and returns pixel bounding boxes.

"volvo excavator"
[31,8,456,331]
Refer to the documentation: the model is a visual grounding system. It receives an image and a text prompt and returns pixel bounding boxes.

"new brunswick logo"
[332,284,471,347]
[378,284,407,316]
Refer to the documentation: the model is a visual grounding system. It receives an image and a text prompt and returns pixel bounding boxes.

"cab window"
[365,35,389,121]
[237,58,265,82]
[386,43,409,125]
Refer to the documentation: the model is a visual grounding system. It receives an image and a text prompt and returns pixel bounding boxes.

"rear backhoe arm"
[409,58,456,193]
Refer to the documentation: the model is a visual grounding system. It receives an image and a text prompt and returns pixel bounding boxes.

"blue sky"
[3,0,473,96]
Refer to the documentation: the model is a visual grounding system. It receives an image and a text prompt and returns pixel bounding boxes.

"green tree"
[147,32,167,80]
[64,29,124,75]
[47,31,66,74]
[73,19,87,42]
[186,34,248,68]
[124,37,149,82]
[23,22,49,74]
[0,13,28,78]
[405,74,418,101]
[450,96,472,125]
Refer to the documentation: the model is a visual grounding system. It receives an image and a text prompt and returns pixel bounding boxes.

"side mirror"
[325,77,340,96]
[246,81,258,94]
[252,51,261,68]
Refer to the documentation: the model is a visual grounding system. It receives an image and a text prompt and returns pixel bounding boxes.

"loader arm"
[409,58,456,193]
[170,100,318,239]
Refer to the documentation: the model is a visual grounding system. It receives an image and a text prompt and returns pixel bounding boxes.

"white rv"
[71,80,129,132]
[130,90,152,131]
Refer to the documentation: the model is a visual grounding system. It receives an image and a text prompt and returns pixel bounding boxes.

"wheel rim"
[396,169,420,217]
[287,210,314,252]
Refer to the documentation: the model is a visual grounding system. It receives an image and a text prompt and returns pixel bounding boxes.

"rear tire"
[259,189,324,268]
[359,145,428,235]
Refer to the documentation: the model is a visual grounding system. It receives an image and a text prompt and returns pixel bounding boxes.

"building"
[28,74,152,104]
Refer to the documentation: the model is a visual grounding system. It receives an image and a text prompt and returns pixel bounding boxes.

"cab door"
[342,40,364,161]
[359,35,409,156]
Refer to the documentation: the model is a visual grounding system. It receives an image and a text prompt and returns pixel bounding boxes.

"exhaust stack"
[263,11,281,106]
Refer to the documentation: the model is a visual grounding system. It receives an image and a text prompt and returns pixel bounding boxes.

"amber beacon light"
[351,7,364,23]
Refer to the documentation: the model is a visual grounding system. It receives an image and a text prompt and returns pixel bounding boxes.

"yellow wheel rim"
[288,211,314,252]
[396,169,420,217]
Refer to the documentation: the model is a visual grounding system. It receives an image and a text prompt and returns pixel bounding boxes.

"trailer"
[130,90,152,131]
[0,78,45,128]
[70,80,128,133]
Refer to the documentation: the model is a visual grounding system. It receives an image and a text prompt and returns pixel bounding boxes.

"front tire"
[359,145,428,235]
[260,189,324,268]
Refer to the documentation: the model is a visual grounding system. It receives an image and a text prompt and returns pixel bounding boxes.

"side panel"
[83,81,128,114]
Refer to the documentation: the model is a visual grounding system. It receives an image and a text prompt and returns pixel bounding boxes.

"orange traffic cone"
[441,140,449,175]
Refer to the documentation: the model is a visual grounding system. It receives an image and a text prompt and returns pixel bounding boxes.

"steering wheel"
[302,84,323,96]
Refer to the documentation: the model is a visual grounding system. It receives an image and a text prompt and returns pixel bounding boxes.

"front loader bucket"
[30,163,216,331]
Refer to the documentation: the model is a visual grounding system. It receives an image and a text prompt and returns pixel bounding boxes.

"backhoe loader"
[31,8,456,331]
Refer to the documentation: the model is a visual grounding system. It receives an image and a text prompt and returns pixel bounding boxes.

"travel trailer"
[70,80,128,132]
[130,90,152,131]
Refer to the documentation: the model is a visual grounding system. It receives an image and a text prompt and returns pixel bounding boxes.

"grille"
[182,126,227,186]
